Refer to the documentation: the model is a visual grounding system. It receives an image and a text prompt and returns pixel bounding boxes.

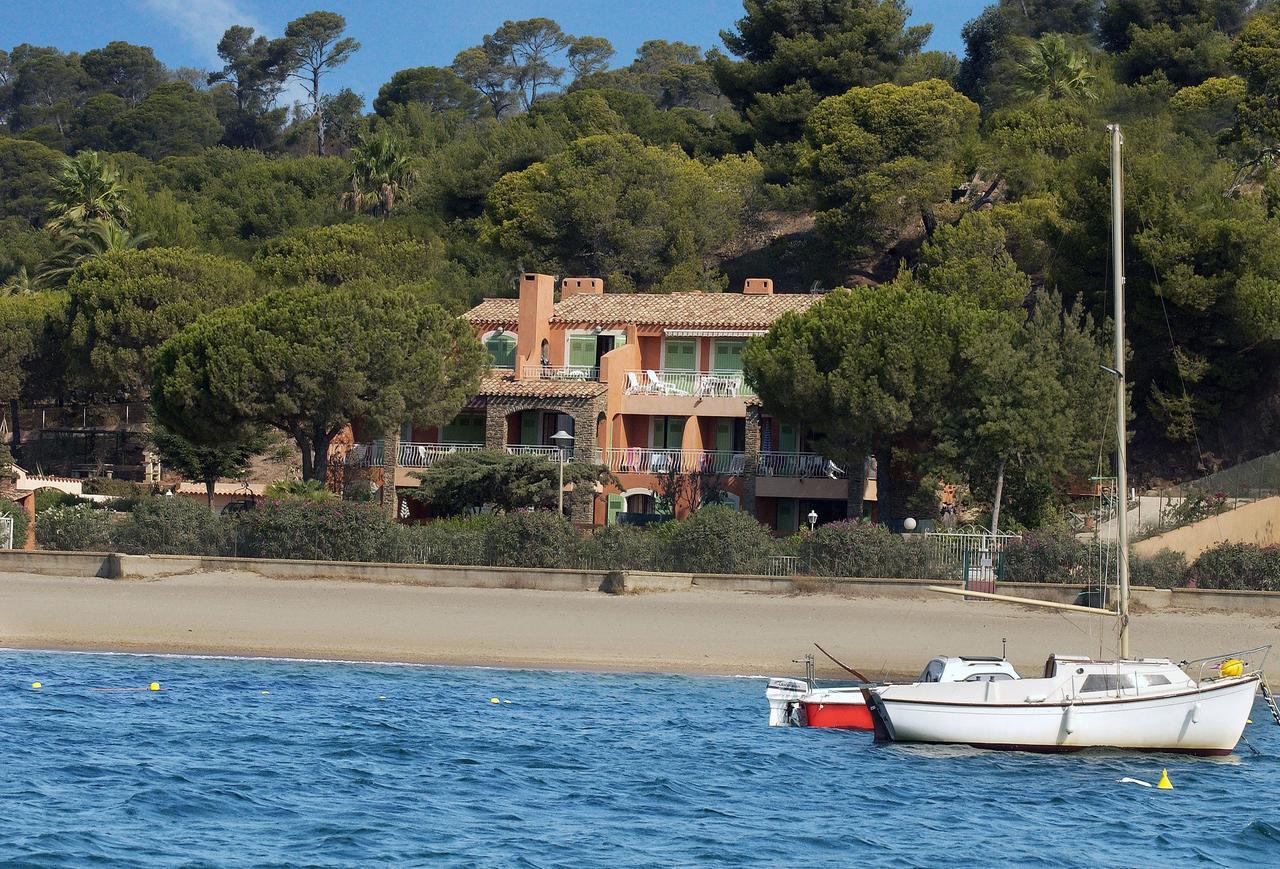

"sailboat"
[861,124,1274,755]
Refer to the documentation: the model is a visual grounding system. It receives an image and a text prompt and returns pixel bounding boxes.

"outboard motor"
[766,677,810,726]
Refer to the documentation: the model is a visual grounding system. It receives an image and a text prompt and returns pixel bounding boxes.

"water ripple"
[2,650,1279,866]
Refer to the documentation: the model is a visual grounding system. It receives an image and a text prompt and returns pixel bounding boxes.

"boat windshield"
[918,660,945,683]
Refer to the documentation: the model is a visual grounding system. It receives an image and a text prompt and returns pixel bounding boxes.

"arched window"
[483,331,517,369]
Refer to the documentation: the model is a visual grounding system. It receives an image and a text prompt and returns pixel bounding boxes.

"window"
[1138,674,1171,688]
[664,339,696,371]
[963,673,1015,682]
[1080,674,1134,693]
[776,499,798,533]
[485,333,516,369]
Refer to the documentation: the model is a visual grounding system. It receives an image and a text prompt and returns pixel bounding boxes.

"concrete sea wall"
[5,549,1280,616]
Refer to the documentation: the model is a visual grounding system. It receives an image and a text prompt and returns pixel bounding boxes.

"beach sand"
[2,570,1278,679]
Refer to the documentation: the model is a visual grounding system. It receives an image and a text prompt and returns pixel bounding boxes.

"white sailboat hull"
[872,676,1259,755]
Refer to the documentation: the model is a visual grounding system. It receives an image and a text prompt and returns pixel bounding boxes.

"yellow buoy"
[1220,659,1244,678]
[261,690,270,695]
[489,697,500,704]
[378,695,386,701]
[1156,769,1173,790]
[31,681,41,689]
[148,681,161,692]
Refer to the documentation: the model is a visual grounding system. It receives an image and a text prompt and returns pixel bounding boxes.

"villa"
[346,273,875,532]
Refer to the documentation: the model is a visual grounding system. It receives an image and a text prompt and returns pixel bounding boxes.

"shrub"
[234,499,398,562]
[394,516,494,566]
[663,505,776,575]
[36,505,115,551]
[0,497,29,546]
[35,489,77,512]
[580,524,662,571]
[262,479,337,502]
[1129,548,1189,589]
[1186,542,1280,591]
[483,511,581,568]
[113,497,230,555]
[796,520,929,578]
[82,477,154,497]
[1001,529,1091,583]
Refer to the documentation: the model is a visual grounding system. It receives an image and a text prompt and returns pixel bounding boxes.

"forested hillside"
[4,0,1280,493]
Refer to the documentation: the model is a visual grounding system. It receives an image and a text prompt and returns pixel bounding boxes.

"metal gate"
[922,528,1020,585]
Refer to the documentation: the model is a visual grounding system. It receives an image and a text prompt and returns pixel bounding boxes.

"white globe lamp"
[903,517,917,532]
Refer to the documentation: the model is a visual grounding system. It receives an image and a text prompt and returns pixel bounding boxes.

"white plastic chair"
[647,370,687,395]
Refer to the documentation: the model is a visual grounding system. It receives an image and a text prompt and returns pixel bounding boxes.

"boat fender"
[1191,701,1201,724]
[1063,704,1075,735]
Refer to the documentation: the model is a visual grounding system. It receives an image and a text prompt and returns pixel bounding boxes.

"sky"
[1,0,989,103]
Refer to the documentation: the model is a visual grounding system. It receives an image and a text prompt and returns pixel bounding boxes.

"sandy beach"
[3,569,1278,679]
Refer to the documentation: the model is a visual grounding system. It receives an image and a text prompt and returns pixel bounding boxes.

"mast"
[1109,123,1131,658]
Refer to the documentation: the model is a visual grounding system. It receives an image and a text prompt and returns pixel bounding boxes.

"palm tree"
[1017,34,1097,103]
[41,219,151,283]
[46,151,131,237]
[341,132,418,218]
[1,265,47,296]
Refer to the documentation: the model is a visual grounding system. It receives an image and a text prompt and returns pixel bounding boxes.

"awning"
[662,328,768,338]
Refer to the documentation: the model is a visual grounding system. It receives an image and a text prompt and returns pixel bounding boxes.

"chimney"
[516,273,555,378]
[743,278,773,295]
[560,276,604,300]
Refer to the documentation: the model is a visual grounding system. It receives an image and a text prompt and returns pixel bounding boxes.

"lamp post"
[550,429,575,516]
[807,509,818,532]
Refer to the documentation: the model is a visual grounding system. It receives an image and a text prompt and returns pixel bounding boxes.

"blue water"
[2,651,1279,867]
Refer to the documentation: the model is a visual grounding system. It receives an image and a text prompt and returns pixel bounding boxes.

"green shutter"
[607,494,625,525]
[521,411,540,446]
[779,423,797,454]
[715,419,732,452]
[485,334,516,368]
[568,335,597,369]
[442,413,484,444]
[664,339,696,371]
[777,499,799,533]
[713,340,744,371]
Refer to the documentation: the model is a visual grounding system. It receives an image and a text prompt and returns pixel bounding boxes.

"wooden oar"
[814,643,871,682]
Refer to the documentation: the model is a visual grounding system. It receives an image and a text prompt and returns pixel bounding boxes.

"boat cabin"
[917,656,1020,684]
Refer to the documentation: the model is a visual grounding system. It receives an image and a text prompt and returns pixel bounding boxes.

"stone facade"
[742,404,762,516]
[481,395,604,462]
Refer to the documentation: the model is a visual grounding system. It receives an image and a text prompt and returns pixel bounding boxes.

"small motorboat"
[767,655,1020,730]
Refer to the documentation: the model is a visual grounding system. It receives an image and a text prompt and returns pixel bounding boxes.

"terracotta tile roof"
[463,298,519,326]
[462,292,818,330]
[476,374,607,400]
[551,292,817,328]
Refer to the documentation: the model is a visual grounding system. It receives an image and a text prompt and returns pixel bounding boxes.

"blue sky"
[3,1,988,103]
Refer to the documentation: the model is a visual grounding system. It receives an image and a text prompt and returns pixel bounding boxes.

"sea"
[2,650,1278,867]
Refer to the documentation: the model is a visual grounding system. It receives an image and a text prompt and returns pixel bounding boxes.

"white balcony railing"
[757,452,847,478]
[504,444,565,459]
[400,442,484,467]
[522,364,600,382]
[598,448,748,476]
[622,370,754,398]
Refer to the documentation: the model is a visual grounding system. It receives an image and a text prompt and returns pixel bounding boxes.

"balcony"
[598,448,747,476]
[522,364,600,382]
[504,444,564,459]
[757,452,847,478]
[345,442,484,468]
[623,370,754,397]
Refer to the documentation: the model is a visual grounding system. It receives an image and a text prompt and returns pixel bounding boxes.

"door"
[715,419,732,452]
[777,499,799,533]
[607,493,625,525]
